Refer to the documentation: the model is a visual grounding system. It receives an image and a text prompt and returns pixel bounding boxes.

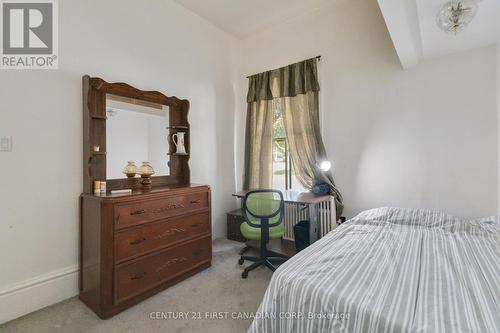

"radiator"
[283,199,337,241]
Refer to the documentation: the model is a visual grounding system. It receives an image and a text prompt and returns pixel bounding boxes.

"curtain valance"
[246,58,320,103]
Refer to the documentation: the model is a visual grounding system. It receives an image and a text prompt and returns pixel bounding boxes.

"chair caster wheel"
[238,258,244,265]
[241,271,248,279]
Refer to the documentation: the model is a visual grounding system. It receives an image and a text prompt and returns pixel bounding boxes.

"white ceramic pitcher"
[172,132,187,155]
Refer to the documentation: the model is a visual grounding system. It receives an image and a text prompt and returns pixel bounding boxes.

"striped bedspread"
[248,207,500,333]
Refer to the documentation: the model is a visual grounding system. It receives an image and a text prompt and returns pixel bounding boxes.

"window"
[271,100,304,191]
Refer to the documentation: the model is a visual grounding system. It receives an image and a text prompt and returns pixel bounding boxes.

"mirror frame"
[82,75,190,193]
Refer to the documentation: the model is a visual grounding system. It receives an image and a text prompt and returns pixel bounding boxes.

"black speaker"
[293,220,310,252]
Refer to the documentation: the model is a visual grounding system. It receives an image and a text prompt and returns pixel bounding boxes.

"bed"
[248,207,500,333]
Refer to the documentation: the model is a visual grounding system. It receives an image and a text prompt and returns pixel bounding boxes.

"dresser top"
[81,183,209,200]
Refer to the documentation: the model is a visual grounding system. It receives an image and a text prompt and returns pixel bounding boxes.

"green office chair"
[238,189,288,278]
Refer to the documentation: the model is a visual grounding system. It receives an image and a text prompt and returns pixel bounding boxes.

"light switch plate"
[0,136,13,152]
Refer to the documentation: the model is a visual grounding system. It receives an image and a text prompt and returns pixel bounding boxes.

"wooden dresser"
[79,184,211,318]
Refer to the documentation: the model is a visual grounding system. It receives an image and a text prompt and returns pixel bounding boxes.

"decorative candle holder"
[138,161,155,189]
[122,161,138,178]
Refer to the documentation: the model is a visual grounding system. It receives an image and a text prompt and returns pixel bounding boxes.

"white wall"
[497,44,500,214]
[0,0,237,323]
[235,0,498,220]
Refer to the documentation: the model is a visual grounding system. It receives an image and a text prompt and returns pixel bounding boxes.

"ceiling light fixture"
[436,0,479,34]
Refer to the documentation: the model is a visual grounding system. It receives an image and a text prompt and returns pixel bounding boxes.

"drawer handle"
[131,209,146,216]
[191,224,199,228]
[130,272,147,280]
[192,249,202,256]
[190,199,201,204]
[130,237,146,245]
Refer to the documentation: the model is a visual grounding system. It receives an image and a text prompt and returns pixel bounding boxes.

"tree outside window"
[272,100,304,191]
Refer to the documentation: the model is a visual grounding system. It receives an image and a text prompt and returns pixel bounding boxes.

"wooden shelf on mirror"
[91,151,107,155]
[167,126,189,130]
[168,152,189,156]
[91,114,107,120]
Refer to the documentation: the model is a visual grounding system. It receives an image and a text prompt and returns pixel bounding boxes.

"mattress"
[248,207,500,333]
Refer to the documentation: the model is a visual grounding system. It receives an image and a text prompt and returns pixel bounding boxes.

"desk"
[233,190,334,244]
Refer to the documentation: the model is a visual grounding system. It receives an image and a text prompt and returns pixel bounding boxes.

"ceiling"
[174,0,333,39]
[174,0,499,67]
[378,0,500,69]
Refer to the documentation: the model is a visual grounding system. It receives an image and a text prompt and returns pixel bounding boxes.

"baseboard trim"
[0,265,79,325]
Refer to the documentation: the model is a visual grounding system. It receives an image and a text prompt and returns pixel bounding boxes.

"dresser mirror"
[82,76,191,193]
[106,94,170,179]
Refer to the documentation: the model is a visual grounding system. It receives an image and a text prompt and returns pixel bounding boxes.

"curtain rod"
[246,55,321,79]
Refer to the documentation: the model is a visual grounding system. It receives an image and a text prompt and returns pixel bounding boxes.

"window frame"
[272,136,295,191]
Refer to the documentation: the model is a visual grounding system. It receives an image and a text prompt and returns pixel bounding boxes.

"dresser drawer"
[114,236,211,303]
[114,191,209,229]
[114,212,210,263]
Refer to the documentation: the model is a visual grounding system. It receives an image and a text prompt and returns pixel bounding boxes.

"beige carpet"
[0,240,273,333]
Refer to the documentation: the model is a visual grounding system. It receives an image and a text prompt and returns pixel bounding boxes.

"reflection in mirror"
[106,94,170,180]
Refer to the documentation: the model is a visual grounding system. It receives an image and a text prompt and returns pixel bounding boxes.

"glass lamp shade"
[122,161,138,178]
[437,0,478,34]
[138,161,155,177]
